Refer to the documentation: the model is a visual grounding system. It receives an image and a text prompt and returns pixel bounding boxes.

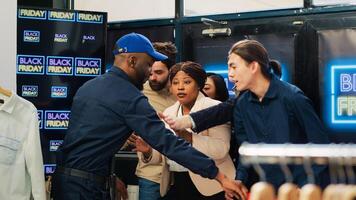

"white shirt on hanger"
[0,93,46,200]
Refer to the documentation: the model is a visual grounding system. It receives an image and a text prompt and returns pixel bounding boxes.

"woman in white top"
[136,61,235,200]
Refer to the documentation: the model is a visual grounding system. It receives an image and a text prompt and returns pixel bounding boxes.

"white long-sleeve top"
[0,93,46,200]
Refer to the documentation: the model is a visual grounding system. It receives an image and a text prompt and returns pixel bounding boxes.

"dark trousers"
[164,172,225,200]
[52,172,110,200]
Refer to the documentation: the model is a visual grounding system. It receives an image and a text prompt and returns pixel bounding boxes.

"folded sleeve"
[139,149,162,164]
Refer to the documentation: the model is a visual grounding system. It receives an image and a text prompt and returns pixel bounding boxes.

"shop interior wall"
[295,12,356,143]
[17,0,69,9]
[74,0,306,22]
[74,0,175,22]
[181,16,301,90]
[183,0,303,16]
[0,1,17,91]
[180,13,356,143]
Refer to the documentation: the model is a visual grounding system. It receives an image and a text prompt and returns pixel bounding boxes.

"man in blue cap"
[52,33,247,200]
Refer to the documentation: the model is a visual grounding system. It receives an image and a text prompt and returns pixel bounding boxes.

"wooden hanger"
[342,185,356,200]
[250,182,275,200]
[0,86,11,97]
[321,184,339,200]
[278,182,299,200]
[299,184,322,200]
[277,155,300,200]
[323,184,336,200]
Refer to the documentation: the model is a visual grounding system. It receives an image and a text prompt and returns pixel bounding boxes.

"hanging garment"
[250,182,275,200]
[341,185,356,200]
[323,184,345,200]
[299,184,322,200]
[0,92,46,200]
[278,182,299,200]
[0,86,11,104]
[324,184,356,200]
[0,86,11,97]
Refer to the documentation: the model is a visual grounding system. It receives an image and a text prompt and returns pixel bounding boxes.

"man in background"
[143,42,177,113]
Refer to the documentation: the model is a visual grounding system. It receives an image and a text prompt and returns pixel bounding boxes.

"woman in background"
[203,72,229,102]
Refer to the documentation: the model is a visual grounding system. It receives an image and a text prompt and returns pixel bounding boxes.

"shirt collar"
[109,66,130,82]
[0,92,17,114]
[264,75,279,99]
[189,92,205,112]
[248,75,279,102]
[173,92,206,114]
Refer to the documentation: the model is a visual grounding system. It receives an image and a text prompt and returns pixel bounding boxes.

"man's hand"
[158,112,193,130]
[115,177,128,200]
[126,133,137,149]
[133,135,152,155]
[215,172,248,200]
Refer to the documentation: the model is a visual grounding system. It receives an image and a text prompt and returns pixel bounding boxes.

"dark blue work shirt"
[234,76,329,188]
[57,66,218,178]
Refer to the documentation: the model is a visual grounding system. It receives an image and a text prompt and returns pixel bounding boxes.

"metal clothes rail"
[238,143,356,165]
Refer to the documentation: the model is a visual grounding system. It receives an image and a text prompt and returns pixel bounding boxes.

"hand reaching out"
[133,134,152,154]
[126,133,137,149]
[224,180,248,200]
[215,172,248,200]
[158,112,193,131]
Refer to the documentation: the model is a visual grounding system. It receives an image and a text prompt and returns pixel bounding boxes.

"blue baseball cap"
[113,33,168,61]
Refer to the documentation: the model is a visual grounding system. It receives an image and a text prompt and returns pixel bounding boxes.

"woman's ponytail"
[269,59,282,78]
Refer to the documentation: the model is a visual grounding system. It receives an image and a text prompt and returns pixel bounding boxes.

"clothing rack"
[238,143,356,165]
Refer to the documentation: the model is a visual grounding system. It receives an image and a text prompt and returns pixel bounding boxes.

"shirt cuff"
[189,115,196,129]
[141,151,152,163]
